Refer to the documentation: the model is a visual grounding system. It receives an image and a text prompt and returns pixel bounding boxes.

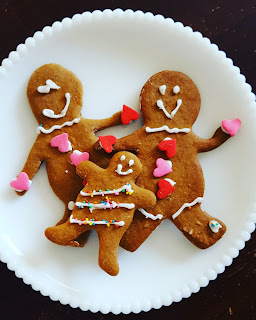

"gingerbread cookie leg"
[120,209,162,252]
[170,201,226,249]
[98,224,130,276]
[45,220,89,247]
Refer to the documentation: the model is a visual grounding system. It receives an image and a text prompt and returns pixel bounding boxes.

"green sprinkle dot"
[83,201,85,203]
[99,189,102,192]
[122,189,125,192]
[107,189,110,191]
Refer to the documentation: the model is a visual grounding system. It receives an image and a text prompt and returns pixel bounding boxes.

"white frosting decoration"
[120,155,126,161]
[70,214,125,227]
[80,183,134,196]
[36,117,80,134]
[159,85,166,95]
[129,159,134,167]
[37,79,60,93]
[115,164,133,175]
[156,99,182,119]
[68,201,75,210]
[42,92,71,118]
[172,197,203,219]
[173,85,180,94]
[164,178,176,186]
[138,208,163,220]
[146,126,190,134]
[209,220,222,233]
[13,180,32,192]
[76,200,135,212]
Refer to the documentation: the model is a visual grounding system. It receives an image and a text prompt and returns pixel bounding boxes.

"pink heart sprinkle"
[221,118,241,137]
[50,133,72,153]
[153,158,173,178]
[10,172,31,191]
[70,150,90,166]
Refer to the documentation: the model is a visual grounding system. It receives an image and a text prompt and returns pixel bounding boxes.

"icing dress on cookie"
[11,64,124,245]
[45,152,156,276]
[112,71,240,251]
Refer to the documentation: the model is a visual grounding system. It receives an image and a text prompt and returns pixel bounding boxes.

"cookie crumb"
[229,307,233,315]
[65,170,68,173]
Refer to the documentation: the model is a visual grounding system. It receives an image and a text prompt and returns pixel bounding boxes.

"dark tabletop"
[0,1,255,319]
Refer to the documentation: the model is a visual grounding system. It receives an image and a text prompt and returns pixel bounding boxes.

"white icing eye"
[37,85,50,94]
[120,155,126,161]
[37,79,61,93]
[129,159,134,167]
[46,79,60,90]
[159,85,166,95]
[173,85,180,94]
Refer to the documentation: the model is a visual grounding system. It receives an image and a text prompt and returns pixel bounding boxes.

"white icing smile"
[37,79,60,93]
[43,92,71,119]
[115,164,133,175]
[157,99,182,119]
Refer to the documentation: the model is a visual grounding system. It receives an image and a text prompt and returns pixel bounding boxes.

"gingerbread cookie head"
[109,151,142,180]
[27,64,83,126]
[140,71,201,128]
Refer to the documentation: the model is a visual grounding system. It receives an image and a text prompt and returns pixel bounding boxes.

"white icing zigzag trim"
[1,8,256,316]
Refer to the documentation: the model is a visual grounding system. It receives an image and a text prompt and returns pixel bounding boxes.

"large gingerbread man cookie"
[45,152,156,276]
[112,71,241,251]
[10,64,124,244]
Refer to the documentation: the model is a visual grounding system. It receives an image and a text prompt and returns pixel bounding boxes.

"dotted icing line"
[70,214,125,227]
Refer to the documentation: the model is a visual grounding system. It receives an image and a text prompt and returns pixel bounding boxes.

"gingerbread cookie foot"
[171,204,226,249]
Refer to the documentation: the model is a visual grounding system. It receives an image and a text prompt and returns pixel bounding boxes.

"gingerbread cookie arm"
[132,186,156,210]
[194,127,230,153]
[12,137,44,196]
[76,160,105,180]
[88,111,122,132]
[113,128,145,152]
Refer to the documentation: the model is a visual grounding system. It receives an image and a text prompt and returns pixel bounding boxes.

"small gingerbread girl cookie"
[10,64,127,244]
[45,152,156,276]
[111,71,241,251]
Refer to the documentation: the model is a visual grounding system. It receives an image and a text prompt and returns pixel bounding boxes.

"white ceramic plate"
[0,9,255,315]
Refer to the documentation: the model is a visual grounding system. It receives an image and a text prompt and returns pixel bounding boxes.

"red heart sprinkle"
[99,135,117,153]
[157,179,175,199]
[121,105,139,125]
[158,138,176,158]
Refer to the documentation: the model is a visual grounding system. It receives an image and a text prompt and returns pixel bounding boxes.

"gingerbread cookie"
[45,151,156,276]
[111,71,241,251]
[10,64,126,244]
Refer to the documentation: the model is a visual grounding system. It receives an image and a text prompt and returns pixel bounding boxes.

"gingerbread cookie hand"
[45,151,156,276]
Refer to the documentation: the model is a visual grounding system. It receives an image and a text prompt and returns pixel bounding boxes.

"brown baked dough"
[15,64,122,244]
[45,152,156,276]
[112,71,231,251]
